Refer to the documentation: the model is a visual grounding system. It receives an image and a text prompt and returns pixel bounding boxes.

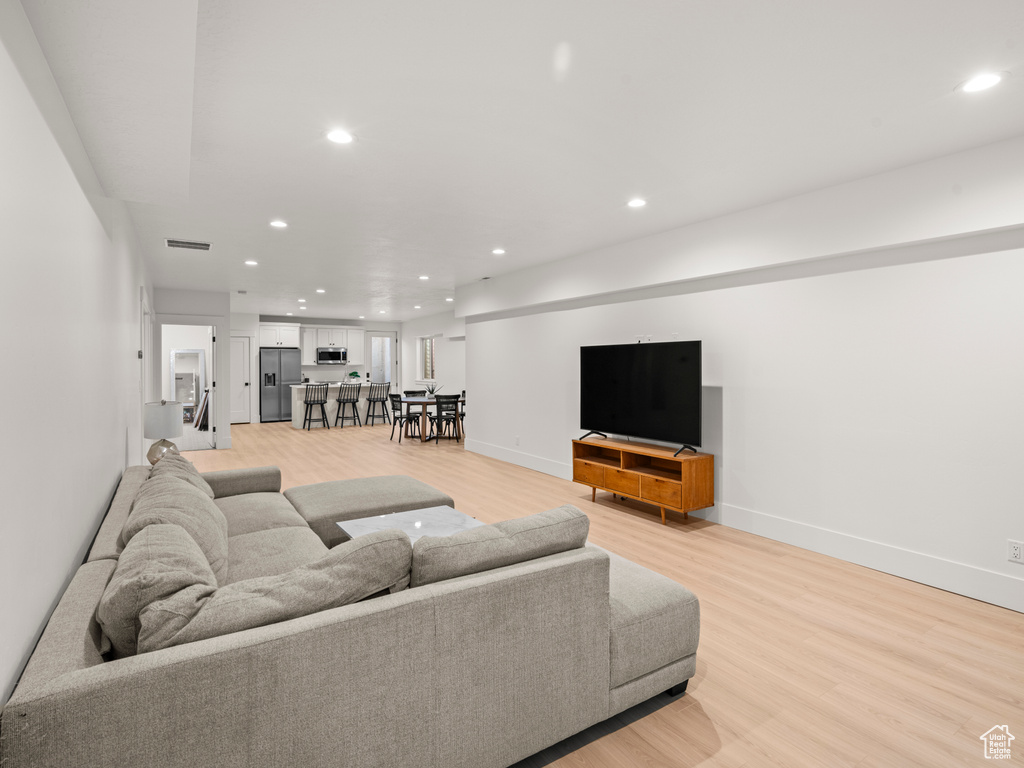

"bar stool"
[302,383,330,431]
[366,382,391,425]
[334,383,362,427]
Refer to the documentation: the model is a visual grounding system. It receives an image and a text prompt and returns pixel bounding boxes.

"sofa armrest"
[1,547,610,768]
[201,466,281,498]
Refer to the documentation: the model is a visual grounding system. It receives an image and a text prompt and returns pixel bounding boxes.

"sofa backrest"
[2,546,612,768]
[86,466,150,562]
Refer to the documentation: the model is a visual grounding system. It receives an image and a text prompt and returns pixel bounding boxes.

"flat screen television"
[580,340,702,448]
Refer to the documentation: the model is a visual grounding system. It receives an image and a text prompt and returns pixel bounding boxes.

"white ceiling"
[21,0,1024,321]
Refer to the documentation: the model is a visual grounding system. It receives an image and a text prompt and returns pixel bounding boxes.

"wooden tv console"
[572,437,714,524]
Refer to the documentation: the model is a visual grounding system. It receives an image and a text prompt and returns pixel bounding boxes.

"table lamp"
[145,400,184,464]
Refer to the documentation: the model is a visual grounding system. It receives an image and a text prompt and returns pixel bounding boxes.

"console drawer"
[573,460,605,486]
[641,476,682,507]
[605,468,640,496]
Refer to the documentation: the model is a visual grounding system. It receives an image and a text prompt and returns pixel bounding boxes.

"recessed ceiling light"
[327,128,354,144]
[492,248,505,255]
[445,297,454,302]
[379,310,386,314]
[358,315,365,319]
[286,312,293,316]
[297,298,306,303]
[270,220,288,228]
[244,260,258,266]
[316,289,325,293]
[414,305,421,309]
[300,306,307,310]
[419,275,429,280]
[627,198,647,208]
[960,72,1004,92]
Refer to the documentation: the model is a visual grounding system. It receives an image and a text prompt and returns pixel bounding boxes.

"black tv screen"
[580,341,702,446]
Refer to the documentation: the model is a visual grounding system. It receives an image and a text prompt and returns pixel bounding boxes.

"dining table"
[401,395,465,442]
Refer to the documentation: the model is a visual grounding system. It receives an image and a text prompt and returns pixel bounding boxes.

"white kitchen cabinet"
[316,328,347,348]
[301,327,317,365]
[259,324,300,348]
[346,329,365,366]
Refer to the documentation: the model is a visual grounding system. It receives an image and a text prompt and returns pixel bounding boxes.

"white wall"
[154,289,231,448]
[0,12,149,703]
[400,310,466,396]
[466,248,1024,612]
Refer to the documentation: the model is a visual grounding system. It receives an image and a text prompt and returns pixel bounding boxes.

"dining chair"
[334,383,362,427]
[388,394,419,442]
[302,383,330,431]
[428,394,462,444]
[366,382,391,425]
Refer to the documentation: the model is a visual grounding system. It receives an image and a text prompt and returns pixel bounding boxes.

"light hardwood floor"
[186,422,1024,767]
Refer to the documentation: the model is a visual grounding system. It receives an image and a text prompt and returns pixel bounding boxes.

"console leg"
[660,507,666,525]
[666,680,688,697]
[592,487,596,502]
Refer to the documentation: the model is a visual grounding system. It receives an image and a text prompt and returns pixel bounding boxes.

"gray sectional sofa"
[0,455,700,768]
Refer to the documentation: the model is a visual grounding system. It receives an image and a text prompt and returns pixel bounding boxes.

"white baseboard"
[700,503,1024,613]
[461,445,1024,613]
[464,439,571,480]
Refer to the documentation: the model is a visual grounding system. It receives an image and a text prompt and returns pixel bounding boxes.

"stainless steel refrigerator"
[259,347,301,422]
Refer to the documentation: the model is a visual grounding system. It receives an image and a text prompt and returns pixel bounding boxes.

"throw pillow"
[137,529,413,653]
[410,504,589,587]
[148,452,215,499]
[123,475,230,584]
[96,524,217,657]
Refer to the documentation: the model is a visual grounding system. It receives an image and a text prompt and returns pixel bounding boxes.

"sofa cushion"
[410,505,589,587]
[603,547,700,688]
[137,529,413,653]
[284,475,454,547]
[96,524,217,657]
[215,492,308,537]
[148,451,215,499]
[123,475,230,584]
[224,526,329,585]
[202,466,281,499]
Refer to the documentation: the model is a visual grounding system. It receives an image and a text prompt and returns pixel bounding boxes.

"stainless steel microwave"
[316,347,347,365]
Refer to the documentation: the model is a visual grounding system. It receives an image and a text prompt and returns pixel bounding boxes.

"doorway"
[161,324,215,451]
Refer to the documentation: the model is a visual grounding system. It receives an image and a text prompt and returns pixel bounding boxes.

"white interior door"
[230,336,251,423]
[366,331,398,386]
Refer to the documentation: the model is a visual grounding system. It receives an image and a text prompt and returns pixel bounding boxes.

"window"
[420,336,437,380]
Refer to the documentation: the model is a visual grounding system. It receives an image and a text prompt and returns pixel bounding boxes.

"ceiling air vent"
[165,238,211,251]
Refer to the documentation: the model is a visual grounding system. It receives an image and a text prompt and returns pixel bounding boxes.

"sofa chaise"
[0,454,700,768]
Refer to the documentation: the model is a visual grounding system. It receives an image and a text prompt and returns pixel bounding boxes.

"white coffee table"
[337,505,484,543]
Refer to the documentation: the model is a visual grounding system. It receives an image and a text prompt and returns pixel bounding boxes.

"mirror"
[170,349,206,419]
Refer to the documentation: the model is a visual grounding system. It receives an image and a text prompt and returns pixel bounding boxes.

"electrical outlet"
[1010,540,1024,564]
[635,335,643,343]
[644,335,652,342]
[514,435,520,446]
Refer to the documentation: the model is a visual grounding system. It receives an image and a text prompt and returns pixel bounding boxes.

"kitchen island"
[289,381,369,429]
